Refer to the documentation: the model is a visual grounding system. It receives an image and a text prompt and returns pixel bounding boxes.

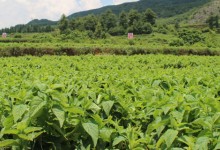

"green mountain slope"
[188,0,220,24]
[27,19,57,26]
[68,0,211,19]
[2,0,216,30]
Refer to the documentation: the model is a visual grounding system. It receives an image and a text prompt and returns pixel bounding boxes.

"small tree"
[58,14,69,34]
[142,23,153,34]
[143,9,157,25]
[119,11,128,30]
[94,22,106,39]
[83,14,98,32]
[100,9,117,31]
[206,15,219,29]
[128,9,140,26]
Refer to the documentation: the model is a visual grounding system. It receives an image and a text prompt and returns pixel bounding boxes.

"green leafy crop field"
[0,55,219,149]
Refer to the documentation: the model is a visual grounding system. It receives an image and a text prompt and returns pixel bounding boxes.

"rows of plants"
[0,55,219,149]
[0,42,219,56]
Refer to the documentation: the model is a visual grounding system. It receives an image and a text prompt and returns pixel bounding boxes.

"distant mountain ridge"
[188,0,220,24]
[27,19,57,26]
[68,0,211,19]
[4,0,217,29]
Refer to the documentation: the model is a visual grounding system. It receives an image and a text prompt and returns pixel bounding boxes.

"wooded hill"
[0,0,218,33]
[68,0,211,19]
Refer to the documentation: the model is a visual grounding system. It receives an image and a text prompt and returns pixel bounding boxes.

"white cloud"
[0,0,102,29]
[113,0,139,5]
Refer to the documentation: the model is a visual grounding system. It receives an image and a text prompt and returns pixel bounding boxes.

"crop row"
[0,43,220,56]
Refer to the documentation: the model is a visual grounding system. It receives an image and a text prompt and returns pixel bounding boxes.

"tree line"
[0,24,54,34]
[0,8,157,37]
[58,9,157,38]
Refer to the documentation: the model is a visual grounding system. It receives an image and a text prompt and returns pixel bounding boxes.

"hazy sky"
[0,0,139,29]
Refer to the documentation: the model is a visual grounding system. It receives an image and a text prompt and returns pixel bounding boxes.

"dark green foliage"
[156,25,169,34]
[69,19,77,30]
[100,10,118,31]
[128,9,141,26]
[169,39,184,47]
[128,21,153,35]
[83,14,98,32]
[58,14,69,34]
[128,21,142,34]
[27,19,56,26]
[0,24,54,34]
[178,29,205,45]
[142,23,153,34]
[143,8,157,25]
[68,0,210,19]
[174,22,180,29]
[14,34,22,38]
[119,11,129,29]
[109,26,125,36]
[94,22,106,39]
[206,15,219,29]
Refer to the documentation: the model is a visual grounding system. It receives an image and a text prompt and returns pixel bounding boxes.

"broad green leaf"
[0,140,19,147]
[30,99,47,119]
[35,83,47,91]
[156,129,178,148]
[165,130,178,147]
[100,128,114,142]
[152,80,161,87]
[193,118,212,130]
[12,104,28,122]
[82,122,99,147]
[194,137,210,150]
[24,127,42,134]
[88,102,101,113]
[162,105,172,115]
[212,112,220,124]
[52,105,65,127]
[113,136,126,146]
[171,110,184,124]
[214,143,220,150]
[102,101,114,116]
[16,120,29,131]
[51,84,64,91]
[178,136,195,148]
[147,118,169,134]
[18,131,44,141]
[3,115,14,129]
[2,129,19,135]
[91,114,104,127]
[66,106,84,115]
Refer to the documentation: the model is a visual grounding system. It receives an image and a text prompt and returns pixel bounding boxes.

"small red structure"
[128,33,134,39]
[2,33,7,38]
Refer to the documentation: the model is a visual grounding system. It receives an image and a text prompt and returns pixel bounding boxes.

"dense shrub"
[109,26,125,36]
[142,23,153,34]
[178,29,205,45]
[127,22,153,34]
[14,34,22,38]
[169,39,184,47]
[156,25,168,34]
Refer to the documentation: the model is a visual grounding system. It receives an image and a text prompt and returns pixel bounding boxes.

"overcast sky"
[0,0,139,29]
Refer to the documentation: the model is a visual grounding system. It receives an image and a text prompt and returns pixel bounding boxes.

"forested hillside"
[69,0,211,19]
[0,0,217,33]
[189,0,220,24]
